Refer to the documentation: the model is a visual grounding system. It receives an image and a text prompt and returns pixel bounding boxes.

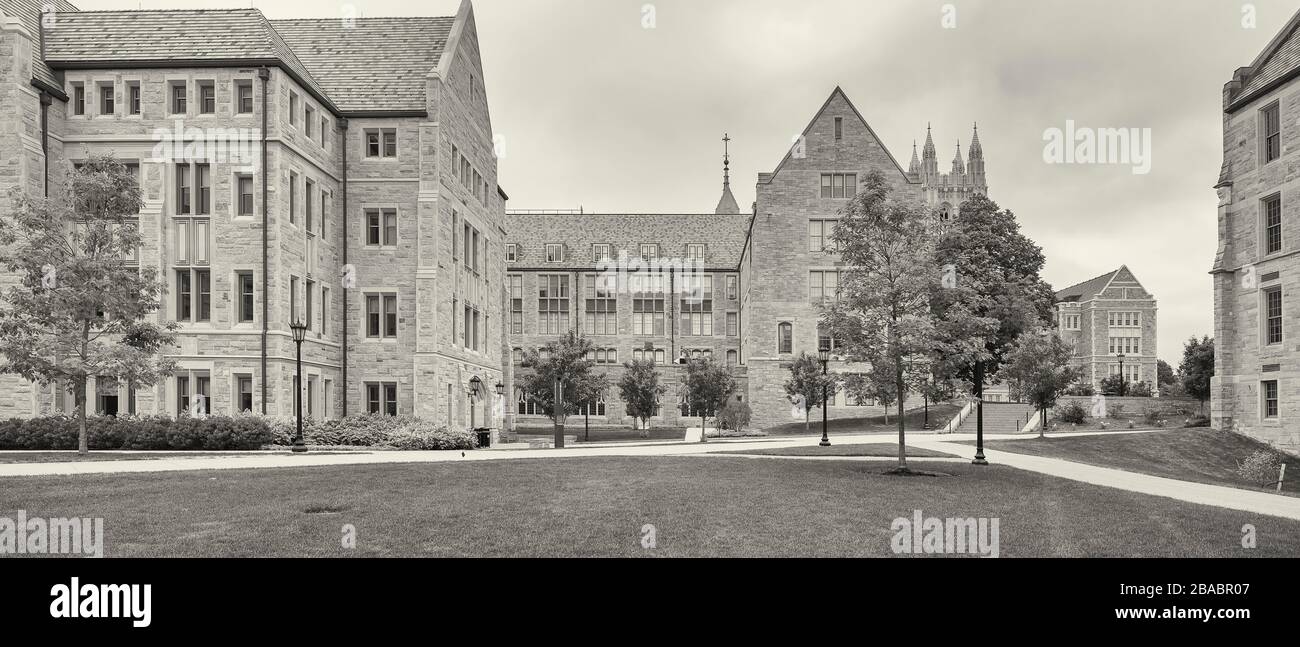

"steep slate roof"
[0,0,80,94]
[271,17,455,114]
[1227,7,1300,111]
[762,86,917,185]
[42,8,338,112]
[1055,268,1120,303]
[505,213,753,269]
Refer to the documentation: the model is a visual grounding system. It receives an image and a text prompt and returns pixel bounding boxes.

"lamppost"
[1116,353,1126,397]
[818,342,831,447]
[467,376,482,429]
[289,319,308,453]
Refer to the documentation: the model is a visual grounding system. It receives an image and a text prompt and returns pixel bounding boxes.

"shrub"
[1107,403,1125,420]
[269,414,477,450]
[1142,407,1161,426]
[1127,381,1154,397]
[1064,383,1095,396]
[1237,449,1285,488]
[717,399,752,432]
[1184,415,1210,428]
[1057,401,1088,424]
[0,414,273,450]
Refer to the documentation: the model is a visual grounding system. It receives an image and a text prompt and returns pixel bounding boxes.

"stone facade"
[0,1,508,431]
[1211,12,1300,454]
[1054,267,1159,393]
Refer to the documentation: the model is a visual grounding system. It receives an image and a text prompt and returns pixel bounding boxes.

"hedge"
[0,413,477,451]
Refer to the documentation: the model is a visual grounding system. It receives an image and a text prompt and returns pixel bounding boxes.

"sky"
[77,0,1299,364]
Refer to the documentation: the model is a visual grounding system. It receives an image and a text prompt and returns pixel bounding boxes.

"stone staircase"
[950,402,1038,434]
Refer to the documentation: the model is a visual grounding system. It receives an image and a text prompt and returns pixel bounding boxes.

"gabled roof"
[1227,7,1300,111]
[504,213,752,269]
[761,86,916,184]
[42,8,339,113]
[0,0,80,95]
[271,17,455,114]
[1055,268,1120,303]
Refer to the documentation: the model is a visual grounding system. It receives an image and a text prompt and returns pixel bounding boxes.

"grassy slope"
[716,444,958,458]
[761,403,962,436]
[4,456,1296,557]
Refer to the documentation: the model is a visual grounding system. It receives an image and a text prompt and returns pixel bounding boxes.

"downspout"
[39,93,51,196]
[258,67,270,414]
[340,118,349,416]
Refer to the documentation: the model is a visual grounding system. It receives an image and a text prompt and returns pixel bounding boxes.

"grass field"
[0,450,371,463]
[4,455,1295,557]
[513,425,687,443]
[716,443,959,458]
[971,428,1299,496]
[761,403,961,436]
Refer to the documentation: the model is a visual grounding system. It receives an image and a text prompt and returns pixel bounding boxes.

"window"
[365,208,398,246]
[305,279,315,330]
[463,305,480,351]
[631,273,665,335]
[171,82,186,114]
[290,276,299,324]
[818,324,840,353]
[176,164,191,214]
[366,382,398,416]
[288,172,297,225]
[321,117,329,148]
[726,275,738,300]
[726,312,738,336]
[633,347,666,364]
[585,274,617,335]
[198,82,215,114]
[820,173,857,199]
[517,388,541,416]
[506,243,518,263]
[545,244,564,263]
[195,164,210,215]
[592,244,612,263]
[679,275,713,336]
[128,82,141,115]
[1263,102,1281,163]
[578,395,607,417]
[72,83,85,115]
[1062,313,1081,330]
[320,190,329,237]
[176,376,189,415]
[726,350,738,367]
[586,349,618,365]
[237,175,254,217]
[237,271,255,322]
[236,81,253,114]
[508,274,523,334]
[1263,194,1282,255]
[810,270,840,303]
[778,322,793,353]
[1262,380,1279,419]
[176,269,210,322]
[640,244,657,260]
[305,105,315,137]
[304,179,315,232]
[98,82,114,115]
[289,92,298,127]
[365,128,397,158]
[834,116,843,141]
[236,375,253,413]
[538,275,570,334]
[1265,286,1283,345]
[366,293,398,339]
[321,286,330,336]
[1107,311,1140,327]
[686,243,706,261]
[323,379,332,418]
[808,219,837,252]
[1107,336,1141,355]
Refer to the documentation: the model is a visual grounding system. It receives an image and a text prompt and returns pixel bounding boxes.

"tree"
[618,348,666,438]
[518,330,608,448]
[824,170,938,471]
[1000,331,1081,437]
[1098,373,1126,397]
[1179,335,1214,414]
[1156,359,1176,392]
[0,155,177,454]
[682,356,736,443]
[783,352,838,434]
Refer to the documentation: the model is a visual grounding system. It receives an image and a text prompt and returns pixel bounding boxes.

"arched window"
[938,202,953,222]
[777,322,793,354]
[516,388,539,416]
[579,392,606,417]
[726,350,737,367]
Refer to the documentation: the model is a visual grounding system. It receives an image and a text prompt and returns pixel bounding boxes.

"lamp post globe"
[289,319,309,453]
[818,342,831,447]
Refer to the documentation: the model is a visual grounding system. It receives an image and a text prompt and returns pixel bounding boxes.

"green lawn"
[717,443,958,458]
[514,425,686,443]
[762,403,961,436]
[0,450,370,463]
[4,456,1296,556]
[971,428,1300,496]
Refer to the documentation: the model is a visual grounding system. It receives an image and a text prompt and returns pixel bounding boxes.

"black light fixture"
[495,381,505,396]
[289,319,308,453]
[818,341,831,447]
[1116,353,1126,397]
[468,375,483,399]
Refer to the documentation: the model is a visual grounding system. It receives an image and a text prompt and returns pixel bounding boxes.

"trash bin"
[474,427,492,448]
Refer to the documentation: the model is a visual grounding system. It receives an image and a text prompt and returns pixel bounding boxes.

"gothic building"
[908,124,988,221]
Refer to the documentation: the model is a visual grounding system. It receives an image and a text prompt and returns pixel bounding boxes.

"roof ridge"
[67,7,262,12]
[1055,268,1119,296]
[271,16,456,22]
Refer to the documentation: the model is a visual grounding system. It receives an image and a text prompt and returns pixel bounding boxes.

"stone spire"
[908,140,920,174]
[714,133,741,215]
[951,139,965,175]
[921,123,938,179]
[967,122,986,187]
[968,122,983,159]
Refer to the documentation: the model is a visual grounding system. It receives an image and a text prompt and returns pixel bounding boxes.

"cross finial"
[722,133,731,186]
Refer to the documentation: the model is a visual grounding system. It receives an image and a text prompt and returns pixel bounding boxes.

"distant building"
[1211,9,1300,453]
[1054,266,1159,393]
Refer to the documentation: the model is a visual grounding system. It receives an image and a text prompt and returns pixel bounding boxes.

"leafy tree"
[682,356,736,443]
[0,155,177,454]
[519,330,608,448]
[1156,359,1176,391]
[824,170,938,471]
[1179,335,1214,414]
[1127,381,1153,398]
[1098,373,1126,397]
[618,347,666,438]
[1000,331,1081,437]
[784,352,838,434]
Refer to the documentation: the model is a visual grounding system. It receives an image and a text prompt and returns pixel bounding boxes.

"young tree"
[784,352,838,434]
[1179,335,1215,414]
[1000,331,1081,437]
[1156,359,1176,392]
[518,330,608,448]
[1098,373,1126,397]
[682,356,736,443]
[824,170,938,472]
[0,155,177,454]
[618,349,666,438]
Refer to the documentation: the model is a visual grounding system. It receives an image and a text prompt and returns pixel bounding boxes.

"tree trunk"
[76,383,88,454]
[804,409,809,435]
[1038,407,1045,439]
[895,361,906,470]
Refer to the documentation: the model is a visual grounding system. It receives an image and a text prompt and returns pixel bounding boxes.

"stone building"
[1211,9,1300,453]
[1053,266,1159,393]
[0,0,509,429]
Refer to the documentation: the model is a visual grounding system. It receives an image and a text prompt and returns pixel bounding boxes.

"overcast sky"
[80,0,1298,364]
